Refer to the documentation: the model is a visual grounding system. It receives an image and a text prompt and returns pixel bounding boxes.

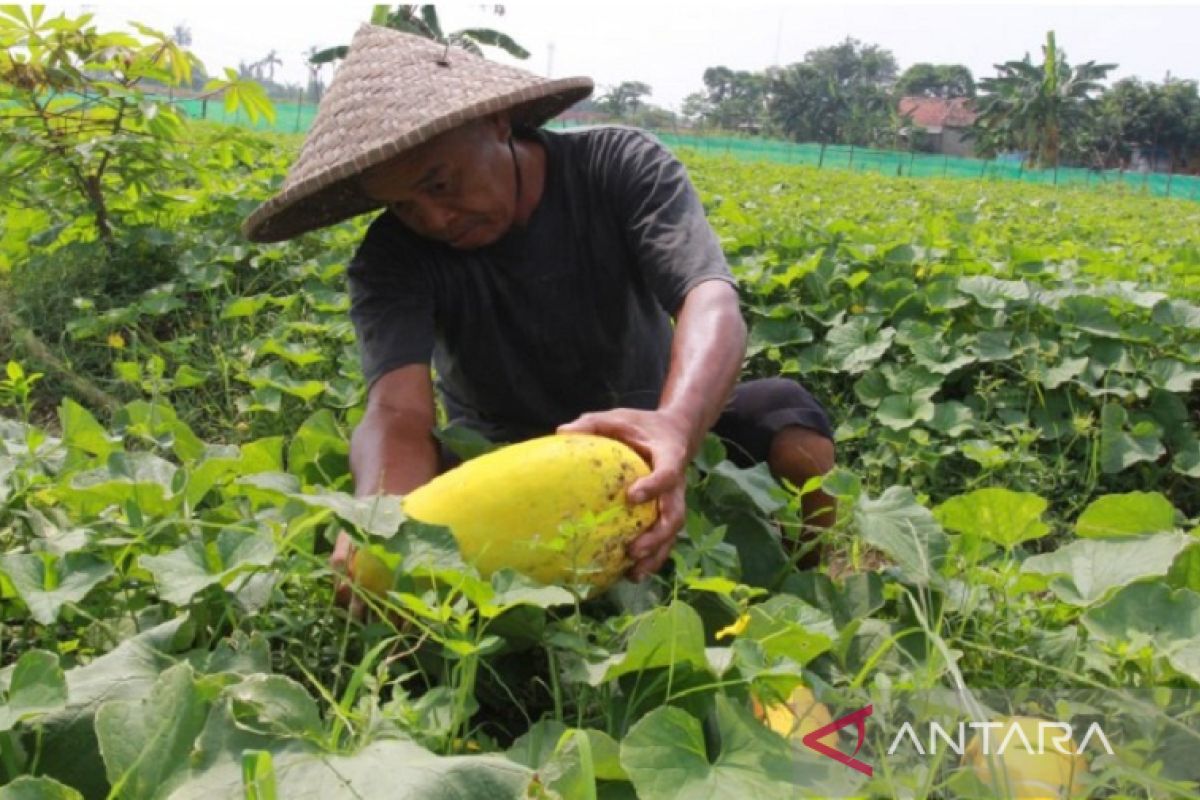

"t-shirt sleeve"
[346,221,436,390]
[605,129,736,315]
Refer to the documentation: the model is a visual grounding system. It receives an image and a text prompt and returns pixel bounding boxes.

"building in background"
[897,97,978,157]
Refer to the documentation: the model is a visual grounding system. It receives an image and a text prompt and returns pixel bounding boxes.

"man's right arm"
[331,363,439,598]
[349,363,439,496]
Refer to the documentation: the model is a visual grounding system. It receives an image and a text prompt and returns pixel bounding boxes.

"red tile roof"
[898,97,978,129]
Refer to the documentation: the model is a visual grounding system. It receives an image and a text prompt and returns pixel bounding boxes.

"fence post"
[908,150,915,176]
[1166,166,1174,198]
[942,155,948,177]
[294,90,303,133]
[818,142,826,169]
[848,145,855,170]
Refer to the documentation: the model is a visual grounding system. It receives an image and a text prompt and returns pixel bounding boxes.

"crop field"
[2,120,1200,799]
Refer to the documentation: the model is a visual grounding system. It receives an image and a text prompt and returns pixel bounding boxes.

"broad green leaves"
[96,664,213,799]
[0,553,113,625]
[0,650,67,731]
[1084,583,1200,683]
[140,532,276,606]
[935,488,1050,548]
[1075,492,1178,538]
[1021,533,1194,606]
[854,487,947,586]
[619,696,850,800]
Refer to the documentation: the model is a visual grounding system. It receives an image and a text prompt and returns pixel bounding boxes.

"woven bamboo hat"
[242,24,593,242]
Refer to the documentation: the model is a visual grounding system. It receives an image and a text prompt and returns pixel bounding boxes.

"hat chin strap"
[508,135,523,225]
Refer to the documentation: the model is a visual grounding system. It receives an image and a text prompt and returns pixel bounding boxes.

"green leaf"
[741,594,835,665]
[481,569,575,618]
[1100,403,1165,474]
[707,462,786,514]
[1075,492,1178,538]
[958,276,1030,308]
[96,663,211,800]
[935,488,1050,548]
[176,725,532,798]
[0,552,114,625]
[288,488,405,537]
[433,424,499,461]
[876,393,935,430]
[1083,583,1200,683]
[854,487,947,587]
[1147,359,1200,393]
[220,295,272,319]
[59,398,118,459]
[140,532,276,606]
[1021,533,1193,606]
[286,409,348,485]
[596,601,708,684]
[746,317,813,357]
[222,675,322,741]
[0,650,67,731]
[0,777,84,800]
[928,401,976,437]
[824,317,894,374]
[619,696,852,800]
[35,617,192,798]
[116,401,206,463]
[63,451,179,517]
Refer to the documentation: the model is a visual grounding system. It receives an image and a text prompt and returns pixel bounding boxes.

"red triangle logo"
[801,704,874,777]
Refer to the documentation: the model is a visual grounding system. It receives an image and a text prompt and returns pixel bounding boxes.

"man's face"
[359,116,516,249]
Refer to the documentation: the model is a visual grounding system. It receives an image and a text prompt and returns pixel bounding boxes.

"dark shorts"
[436,377,833,471]
[711,377,834,467]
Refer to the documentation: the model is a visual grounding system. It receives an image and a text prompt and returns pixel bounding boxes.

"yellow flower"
[106,332,126,349]
[716,613,751,640]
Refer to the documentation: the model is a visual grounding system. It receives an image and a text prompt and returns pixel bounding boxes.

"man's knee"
[767,425,836,483]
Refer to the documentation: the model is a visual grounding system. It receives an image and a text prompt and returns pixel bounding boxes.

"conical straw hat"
[243,24,592,242]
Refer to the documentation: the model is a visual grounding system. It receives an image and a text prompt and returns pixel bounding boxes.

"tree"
[259,49,282,83]
[895,63,975,98]
[972,31,1114,167]
[310,5,529,65]
[171,23,192,47]
[697,67,767,131]
[1086,77,1200,170]
[303,45,327,104]
[767,38,899,145]
[596,81,652,118]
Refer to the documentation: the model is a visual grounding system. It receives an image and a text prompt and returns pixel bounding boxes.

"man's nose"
[419,204,459,238]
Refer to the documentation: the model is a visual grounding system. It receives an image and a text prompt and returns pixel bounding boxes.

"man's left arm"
[559,278,746,580]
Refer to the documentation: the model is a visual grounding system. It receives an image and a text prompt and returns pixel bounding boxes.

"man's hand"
[330,529,367,619]
[558,408,692,581]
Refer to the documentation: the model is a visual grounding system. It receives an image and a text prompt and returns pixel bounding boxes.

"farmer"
[242,25,835,591]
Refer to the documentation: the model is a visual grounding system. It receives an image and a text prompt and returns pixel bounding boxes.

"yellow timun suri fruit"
[751,685,837,748]
[964,716,1089,800]
[401,433,657,593]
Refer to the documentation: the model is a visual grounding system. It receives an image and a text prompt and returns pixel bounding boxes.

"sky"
[75,1,1200,112]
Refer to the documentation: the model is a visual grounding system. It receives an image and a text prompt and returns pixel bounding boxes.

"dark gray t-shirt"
[346,125,735,442]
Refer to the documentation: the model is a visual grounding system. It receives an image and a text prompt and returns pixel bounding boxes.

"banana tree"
[309,5,529,66]
[973,31,1114,168]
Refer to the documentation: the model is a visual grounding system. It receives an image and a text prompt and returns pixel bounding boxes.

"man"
[243,25,835,592]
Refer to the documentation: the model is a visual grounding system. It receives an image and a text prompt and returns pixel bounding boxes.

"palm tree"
[260,49,283,83]
[310,5,529,66]
[973,32,1114,168]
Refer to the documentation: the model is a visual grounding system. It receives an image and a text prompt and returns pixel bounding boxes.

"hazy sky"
[78,1,1200,112]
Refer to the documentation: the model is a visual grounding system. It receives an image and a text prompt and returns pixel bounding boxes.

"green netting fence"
[163,97,1200,203]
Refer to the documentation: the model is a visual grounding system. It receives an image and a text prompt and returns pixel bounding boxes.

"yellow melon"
[964,716,1089,799]
[751,684,837,748]
[400,433,656,593]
